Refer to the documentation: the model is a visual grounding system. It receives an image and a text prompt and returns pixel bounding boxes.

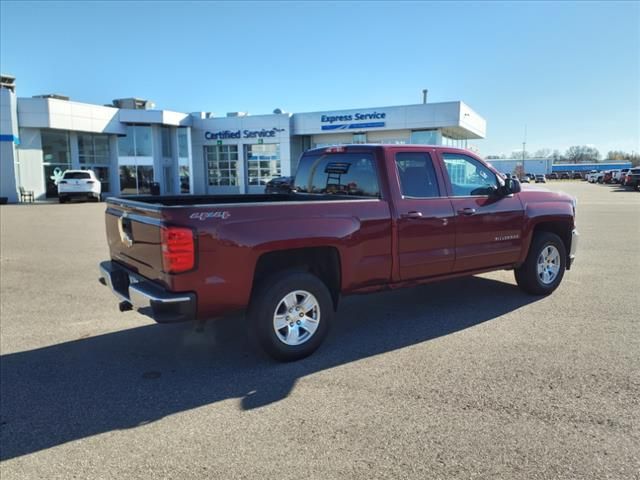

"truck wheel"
[515,232,566,295]
[249,271,333,362]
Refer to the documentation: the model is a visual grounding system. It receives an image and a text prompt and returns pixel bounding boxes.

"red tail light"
[161,226,195,273]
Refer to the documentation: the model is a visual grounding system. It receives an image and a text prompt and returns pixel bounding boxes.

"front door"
[204,144,240,194]
[438,151,524,272]
[245,143,281,194]
[393,150,456,280]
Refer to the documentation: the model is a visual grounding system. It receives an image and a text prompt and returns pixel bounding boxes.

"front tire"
[248,271,334,362]
[515,232,566,295]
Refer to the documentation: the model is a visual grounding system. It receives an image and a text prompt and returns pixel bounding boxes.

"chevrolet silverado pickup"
[99,145,578,361]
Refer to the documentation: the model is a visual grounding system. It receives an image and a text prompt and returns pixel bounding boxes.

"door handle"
[401,211,423,219]
[457,207,477,216]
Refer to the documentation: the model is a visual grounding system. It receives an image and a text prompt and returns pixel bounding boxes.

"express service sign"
[320,111,386,131]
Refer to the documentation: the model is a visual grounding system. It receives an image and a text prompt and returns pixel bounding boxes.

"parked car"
[520,176,530,183]
[614,168,629,184]
[603,171,613,184]
[622,167,640,190]
[586,170,599,183]
[57,170,101,203]
[547,173,559,180]
[535,174,546,183]
[560,172,570,180]
[595,172,605,184]
[265,176,294,194]
[572,172,582,180]
[99,145,578,361]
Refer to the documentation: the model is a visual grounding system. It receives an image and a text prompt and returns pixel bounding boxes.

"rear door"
[437,150,524,272]
[390,148,456,280]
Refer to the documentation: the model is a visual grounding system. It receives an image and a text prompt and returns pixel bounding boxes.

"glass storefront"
[179,162,190,194]
[118,125,152,157]
[118,125,154,195]
[79,133,111,192]
[41,130,71,197]
[411,130,440,145]
[178,128,190,194]
[246,144,280,186]
[204,145,238,186]
[119,165,154,195]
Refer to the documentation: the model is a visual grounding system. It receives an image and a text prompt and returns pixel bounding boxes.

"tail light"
[86,180,95,184]
[161,226,195,273]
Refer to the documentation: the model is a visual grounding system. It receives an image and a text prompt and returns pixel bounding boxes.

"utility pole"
[522,124,527,175]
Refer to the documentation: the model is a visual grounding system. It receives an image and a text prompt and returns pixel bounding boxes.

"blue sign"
[321,122,386,131]
[205,127,285,141]
[320,111,386,131]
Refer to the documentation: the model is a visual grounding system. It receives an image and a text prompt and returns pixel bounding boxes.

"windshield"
[63,172,91,180]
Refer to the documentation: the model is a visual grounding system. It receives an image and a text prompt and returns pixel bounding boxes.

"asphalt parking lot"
[1,181,638,479]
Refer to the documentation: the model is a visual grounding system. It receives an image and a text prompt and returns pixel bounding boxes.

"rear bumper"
[60,191,100,198]
[99,261,196,323]
[568,228,579,268]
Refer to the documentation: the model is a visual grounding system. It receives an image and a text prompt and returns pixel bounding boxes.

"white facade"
[0,80,487,201]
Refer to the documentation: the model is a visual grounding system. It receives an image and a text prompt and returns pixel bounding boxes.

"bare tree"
[534,148,551,158]
[564,145,600,163]
[511,150,530,160]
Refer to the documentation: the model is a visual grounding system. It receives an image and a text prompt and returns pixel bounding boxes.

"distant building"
[485,159,632,177]
[484,158,553,176]
[551,162,631,173]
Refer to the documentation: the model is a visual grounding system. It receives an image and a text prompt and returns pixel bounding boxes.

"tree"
[534,148,552,158]
[511,150,530,160]
[564,145,600,163]
[551,149,564,162]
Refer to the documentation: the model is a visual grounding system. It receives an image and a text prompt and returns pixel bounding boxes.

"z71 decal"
[190,211,231,221]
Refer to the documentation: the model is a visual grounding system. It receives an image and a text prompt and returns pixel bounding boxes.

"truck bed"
[106,193,375,208]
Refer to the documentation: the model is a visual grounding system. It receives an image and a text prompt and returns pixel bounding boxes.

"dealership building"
[0,74,486,202]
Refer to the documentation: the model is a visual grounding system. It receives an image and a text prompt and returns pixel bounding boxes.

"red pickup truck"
[99,145,578,361]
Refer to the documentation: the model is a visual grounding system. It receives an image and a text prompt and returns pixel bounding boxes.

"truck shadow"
[0,275,539,461]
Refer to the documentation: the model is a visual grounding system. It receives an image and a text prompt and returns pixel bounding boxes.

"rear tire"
[58,197,66,204]
[515,232,566,295]
[248,270,334,362]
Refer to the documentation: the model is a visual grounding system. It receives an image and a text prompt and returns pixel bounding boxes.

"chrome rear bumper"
[99,261,196,323]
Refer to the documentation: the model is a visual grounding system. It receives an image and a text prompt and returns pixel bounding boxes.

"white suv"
[57,170,102,203]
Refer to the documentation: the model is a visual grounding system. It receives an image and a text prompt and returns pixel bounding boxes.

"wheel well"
[252,247,341,309]
[532,221,572,266]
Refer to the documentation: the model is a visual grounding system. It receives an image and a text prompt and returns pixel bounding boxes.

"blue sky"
[1,0,638,156]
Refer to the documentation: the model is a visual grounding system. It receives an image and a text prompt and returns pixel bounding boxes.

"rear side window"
[294,152,380,198]
[63,172,91,179]
[395,152,440,198]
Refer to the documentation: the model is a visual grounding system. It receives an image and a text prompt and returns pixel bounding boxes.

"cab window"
[294,153,380,198]
[442,153,498,196]
[395,152,440,198]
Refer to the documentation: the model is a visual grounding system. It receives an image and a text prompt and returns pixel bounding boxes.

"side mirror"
[503,177,521,195]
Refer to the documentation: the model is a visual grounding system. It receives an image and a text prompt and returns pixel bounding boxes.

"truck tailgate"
[105,203,166,283]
